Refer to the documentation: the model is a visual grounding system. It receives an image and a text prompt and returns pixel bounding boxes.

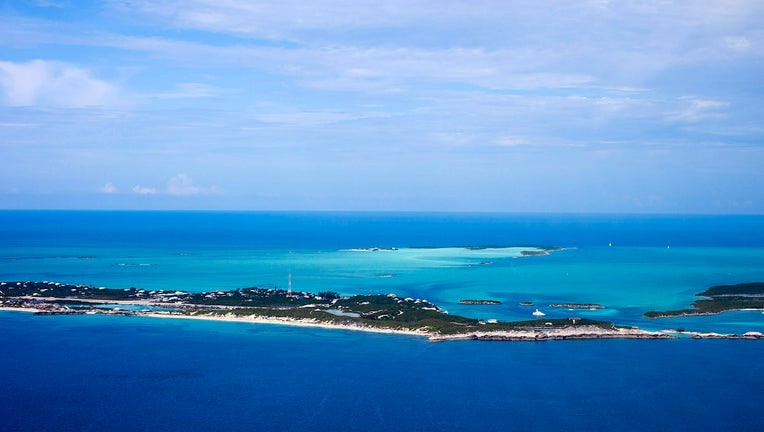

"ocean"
[1,211,763,431]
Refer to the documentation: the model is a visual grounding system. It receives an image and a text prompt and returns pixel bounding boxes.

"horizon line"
[1,208,762,217]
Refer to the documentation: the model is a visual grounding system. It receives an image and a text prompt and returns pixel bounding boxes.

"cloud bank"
[0,1,762,212]
[0,59,117,108]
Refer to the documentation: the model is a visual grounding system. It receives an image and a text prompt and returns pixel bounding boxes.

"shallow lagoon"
[3,241,763,332]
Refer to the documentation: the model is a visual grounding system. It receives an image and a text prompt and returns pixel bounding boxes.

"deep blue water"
[2,210,763,249]
[1,211,763,431]
[1,312,762,432]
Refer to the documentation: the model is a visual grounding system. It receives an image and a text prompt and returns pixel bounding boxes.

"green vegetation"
[2,280,622,336]
[0,281,331,307]
[0,281,159,300]
[185,287,320,307]
[204,307,613,335]
[549,303,603,309]
[699,282,764,297]
[318,291,340,300]
[645,282,764,318]
[459,299,501,305]
[520,250,548,256]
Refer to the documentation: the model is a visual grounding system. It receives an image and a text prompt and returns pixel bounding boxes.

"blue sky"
[1,0,763,213]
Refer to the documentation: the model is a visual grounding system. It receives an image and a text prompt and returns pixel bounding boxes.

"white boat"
[532,309,546,317]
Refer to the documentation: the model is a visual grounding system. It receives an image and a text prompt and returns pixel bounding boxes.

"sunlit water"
[2,211,763,332]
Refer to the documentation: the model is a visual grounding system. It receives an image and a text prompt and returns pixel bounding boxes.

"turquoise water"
[1,211,763,431]
[2,211,763,333]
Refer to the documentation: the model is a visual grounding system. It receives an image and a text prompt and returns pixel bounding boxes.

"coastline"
[0,306,670,341]
[4,306,762,341]
[644,282,764,318]
[646,307,764,319]
[0,306,430,338]
[429,326,672,342]
[142,311,433,338]
[0,306,41,313]
[3,279,763,342]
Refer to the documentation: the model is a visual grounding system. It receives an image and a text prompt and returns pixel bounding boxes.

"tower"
[288,272,292,296]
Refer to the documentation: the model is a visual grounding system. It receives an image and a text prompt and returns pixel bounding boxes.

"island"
[0,280,700,342]
[644,282,764,318]
[550,303,604,309]
[520,250,550,256]
[341,247,398,252]
[459,299,501,305]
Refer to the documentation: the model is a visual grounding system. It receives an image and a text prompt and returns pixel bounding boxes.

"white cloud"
[6,1,762,99]
[166,173,218,196]
[101,182,117,193]
[99,0,764,98]
[118,1,763,42]
[0,59,117,108]
[670,98,729,123]
[98,36,596,92]
[725,36,751,51]
[128,175,218,196]
[118,0,455,37]
[132,185,158,195]
[493,137,527,147]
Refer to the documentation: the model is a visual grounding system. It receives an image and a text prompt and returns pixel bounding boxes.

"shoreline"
[3,306,761,341]
[0,306,672,341]
[429,326,673,342]
[0,306,41,313]
[646,307,764,319]
[0,306,431,338]
[3,279,762,342]
[142,311,433,338]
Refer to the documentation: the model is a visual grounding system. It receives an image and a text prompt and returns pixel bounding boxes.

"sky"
[1,0,763,213]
